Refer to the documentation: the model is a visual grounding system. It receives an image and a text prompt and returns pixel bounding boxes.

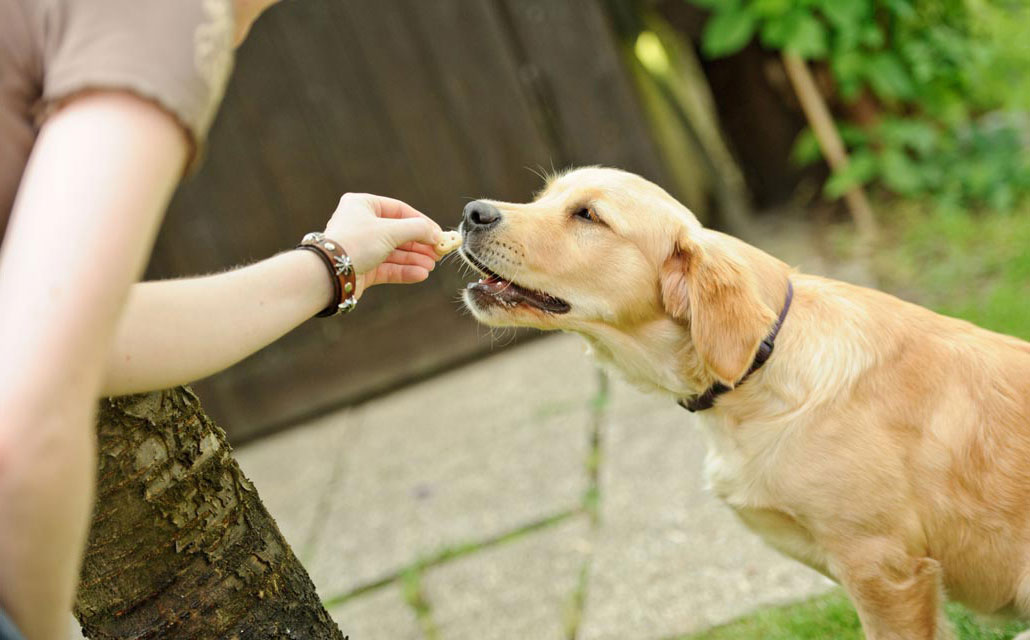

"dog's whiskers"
[495,261,526,295]
[525,165,548,184]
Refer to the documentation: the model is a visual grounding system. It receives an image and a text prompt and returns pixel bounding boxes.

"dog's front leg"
[830,542,954,640]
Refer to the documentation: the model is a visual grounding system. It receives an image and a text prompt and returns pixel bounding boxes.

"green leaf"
[790,128,822,166]
[832,20,861,52]
[760,14,793,48]
[836,122,870,147]
[686,0,739,9]
[864,52,915,100]
[918,162,945,190]
[988,182,1015,212]
[831,48,865,99]
[816,0,868,28]
[963,159,1001,199]
[760,10,828,59]
[785,13,828,58]
[859,24,884,48]
[880,148,923,195]
[883,0,915,19]
[702,7,758,57]
[901,40,936,83]
[878,119,939,156]
[749,0,792,18]
[824,150,878,198]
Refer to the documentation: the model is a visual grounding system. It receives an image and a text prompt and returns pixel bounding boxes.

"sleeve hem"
[35,76,208,174]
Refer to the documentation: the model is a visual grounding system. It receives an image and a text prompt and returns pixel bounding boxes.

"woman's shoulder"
[34,0,236,157]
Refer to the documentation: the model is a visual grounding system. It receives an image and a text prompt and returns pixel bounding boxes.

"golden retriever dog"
[458,167,1030,640]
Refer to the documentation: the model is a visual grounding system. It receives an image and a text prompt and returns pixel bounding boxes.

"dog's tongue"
[469,276,570,313]
[475,275,524,302]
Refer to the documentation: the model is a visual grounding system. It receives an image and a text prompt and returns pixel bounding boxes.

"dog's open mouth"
[461,250,570,314]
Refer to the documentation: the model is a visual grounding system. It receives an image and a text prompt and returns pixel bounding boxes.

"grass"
[678,591,862,640]
[858,198,1030,340]
[320,509,578,610]
[565,368,609,638]
[401,566,439,640]
[679,590,1025,639]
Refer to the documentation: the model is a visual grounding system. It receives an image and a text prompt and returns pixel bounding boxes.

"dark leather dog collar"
[678,280,794,413]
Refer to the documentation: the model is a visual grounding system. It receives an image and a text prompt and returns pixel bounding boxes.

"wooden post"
[781,52,878,243]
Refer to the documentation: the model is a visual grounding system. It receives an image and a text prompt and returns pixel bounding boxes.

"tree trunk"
[74,387,344,639]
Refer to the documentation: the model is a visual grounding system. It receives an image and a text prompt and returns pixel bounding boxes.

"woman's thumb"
[385,217,441,247]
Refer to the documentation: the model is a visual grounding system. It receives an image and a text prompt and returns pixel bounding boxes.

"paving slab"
[578,377,832,640]
[233,409,354,561]
[328,584,422,640]
[424,516,591,640]
[67,615,85,640]
[306,333,596,598]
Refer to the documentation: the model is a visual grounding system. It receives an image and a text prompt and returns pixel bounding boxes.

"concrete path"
[235,334,832,640]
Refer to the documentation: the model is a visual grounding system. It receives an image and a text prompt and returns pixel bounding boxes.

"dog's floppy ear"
[661,229,782,386]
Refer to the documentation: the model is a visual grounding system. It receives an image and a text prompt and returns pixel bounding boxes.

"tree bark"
[74,387,344,640]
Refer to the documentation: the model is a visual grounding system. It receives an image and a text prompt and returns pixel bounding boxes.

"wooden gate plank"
[405,0,558,199]
[498,0,669,181]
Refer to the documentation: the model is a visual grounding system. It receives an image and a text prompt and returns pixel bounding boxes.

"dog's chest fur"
[696,412,832,576]
[696,412,784,507]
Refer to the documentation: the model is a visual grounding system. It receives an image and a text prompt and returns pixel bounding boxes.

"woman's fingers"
[396,241,440,259]
[326,193,450,283]
[384,216,442,248]
[372,263,431,285]
[362,194,431,221]
[384,248,436,271]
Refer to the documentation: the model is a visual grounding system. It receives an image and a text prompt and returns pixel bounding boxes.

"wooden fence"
[149,0,682,441]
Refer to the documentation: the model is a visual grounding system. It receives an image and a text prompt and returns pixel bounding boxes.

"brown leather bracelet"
[297,232,358,316]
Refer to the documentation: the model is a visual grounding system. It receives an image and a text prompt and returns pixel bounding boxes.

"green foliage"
[680,589,1027,639]
[760,9,829,58]
[702,5,758,57]
[689,0,1030,211]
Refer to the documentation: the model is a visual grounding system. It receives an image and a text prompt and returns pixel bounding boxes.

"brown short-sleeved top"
[0,0,235,242]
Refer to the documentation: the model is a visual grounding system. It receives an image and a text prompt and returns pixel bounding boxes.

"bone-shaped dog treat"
[435,230,462,257]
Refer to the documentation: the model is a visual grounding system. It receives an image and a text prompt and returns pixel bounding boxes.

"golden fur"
[460,167,1030,640]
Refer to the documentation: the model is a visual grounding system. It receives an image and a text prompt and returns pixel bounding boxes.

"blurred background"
[148,0,1030,638]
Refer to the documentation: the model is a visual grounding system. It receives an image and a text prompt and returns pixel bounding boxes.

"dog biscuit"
[435,230,462,256]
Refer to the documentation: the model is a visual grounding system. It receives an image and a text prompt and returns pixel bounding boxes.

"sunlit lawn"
[679,589,1025,639]
[870,199,1030,340]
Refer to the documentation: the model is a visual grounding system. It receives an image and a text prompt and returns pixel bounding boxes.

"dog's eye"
[573,207,599,223]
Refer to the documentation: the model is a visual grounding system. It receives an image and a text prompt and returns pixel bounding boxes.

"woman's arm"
[0,91,188,640]
[102,251,329,395]
[102,193,442,396]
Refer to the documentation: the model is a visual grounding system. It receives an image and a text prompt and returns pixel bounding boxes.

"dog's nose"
[463,200,502,229]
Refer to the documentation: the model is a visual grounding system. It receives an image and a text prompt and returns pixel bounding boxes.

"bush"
[688,0,1030,211]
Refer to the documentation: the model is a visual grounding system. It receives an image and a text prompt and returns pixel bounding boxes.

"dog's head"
[460,167,790,391]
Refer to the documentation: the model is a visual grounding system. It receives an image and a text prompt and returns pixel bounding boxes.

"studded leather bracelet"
[296,232,358,316]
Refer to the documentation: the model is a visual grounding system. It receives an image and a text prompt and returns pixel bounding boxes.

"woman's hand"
[323,193,444,298]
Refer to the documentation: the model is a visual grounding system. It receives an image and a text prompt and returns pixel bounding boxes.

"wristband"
[296,232,358,316]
